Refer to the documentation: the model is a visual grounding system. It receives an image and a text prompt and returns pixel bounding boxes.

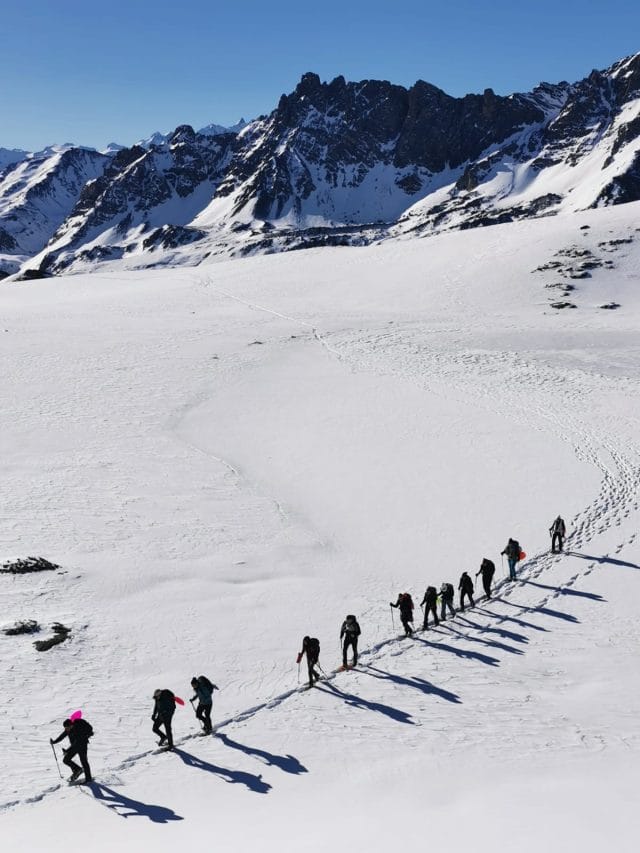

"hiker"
[297,636,321,687]
[390,593,414,636]
[476,558,496,599]
[190,676,217,733]
[152,689,176,749]
[550,516,566,553]
[340,614,361,668]
[458,572,475,610]
[501,538,521,580]
[420,586,439,629]
[439,582,456,620]
[50,717,93,783]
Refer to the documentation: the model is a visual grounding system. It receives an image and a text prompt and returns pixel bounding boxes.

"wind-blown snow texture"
[2,53,640,279]
[1,201,639,850]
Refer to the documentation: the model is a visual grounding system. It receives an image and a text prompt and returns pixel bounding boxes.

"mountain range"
[1,52,639,279]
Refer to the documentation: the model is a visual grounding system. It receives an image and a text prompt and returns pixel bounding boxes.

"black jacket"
[477,559,495,579]
[459,573,474,594]
[420,587,438,607]
[440,583,454,601]
[340,619,361,639]
[153,690,176,720]
[52,718,93,746]
[502,540,520,560]
[391,595,414,619]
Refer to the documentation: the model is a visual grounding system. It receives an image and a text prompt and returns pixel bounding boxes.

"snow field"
[1,204,640,850]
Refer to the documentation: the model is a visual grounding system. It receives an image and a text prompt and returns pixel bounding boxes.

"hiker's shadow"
[452,619,529,644]
[568,552,640,570]
[174,748,271,793]
[216,732,308,775]
[448,619,525,655]
[523,579,606,601]
[316,682,415,724]
[88,782,183,823]
[362,665,461,704]
[413,635,501,667]
[477,603,549,633]
[501,600,579,623]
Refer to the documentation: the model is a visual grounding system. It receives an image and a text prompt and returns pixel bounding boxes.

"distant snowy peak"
[102,142,126,155]
[0,147,29,172]
[198,118,247,137]
[3,52,640,279]
[138,119,247,149]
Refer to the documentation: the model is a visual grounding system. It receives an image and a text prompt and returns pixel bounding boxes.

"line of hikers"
[50,518,568,779]
[297,519,566,686]
[49,675,218,784]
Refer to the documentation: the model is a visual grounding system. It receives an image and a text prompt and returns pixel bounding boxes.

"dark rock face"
[2,52,640,276]
[41,130,236,274]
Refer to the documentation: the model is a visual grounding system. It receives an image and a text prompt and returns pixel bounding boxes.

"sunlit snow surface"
[1,204,640,851]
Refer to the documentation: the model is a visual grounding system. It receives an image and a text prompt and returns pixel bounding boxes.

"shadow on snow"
[567,551,640,570]
[499,599,580,623]
[475,605,549,632]
[445,619,526,654]
[362,665,462,704]
[216,732,308,775]
[316,681,415,724]
[87,782,184,823]
[413,635,501,667]
[174,748,271,794]
[523,579,605,601]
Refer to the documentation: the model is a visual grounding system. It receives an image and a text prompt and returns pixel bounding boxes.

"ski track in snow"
[2,221,640,825]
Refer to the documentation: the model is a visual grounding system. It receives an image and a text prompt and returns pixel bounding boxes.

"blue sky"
[1,0,638,151]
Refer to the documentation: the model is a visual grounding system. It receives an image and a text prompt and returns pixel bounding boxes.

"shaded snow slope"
[1,204,639,850]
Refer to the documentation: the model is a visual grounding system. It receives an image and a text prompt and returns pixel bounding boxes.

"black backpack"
[157,689,176,716]
[307,637,320,658]
[344,616,359,636]
[198,675,214,693]
[73,718,94,741]
[482,559,495,576]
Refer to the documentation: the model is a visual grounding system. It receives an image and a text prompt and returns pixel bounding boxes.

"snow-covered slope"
[0,145,110,274]
[1,202,639,851]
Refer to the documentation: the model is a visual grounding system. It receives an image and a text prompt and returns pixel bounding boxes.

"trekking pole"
[50,742,63,779]
[390,605,395,630]
[189,698,197,717]
[501,554,506,578]
[297,661,301,684]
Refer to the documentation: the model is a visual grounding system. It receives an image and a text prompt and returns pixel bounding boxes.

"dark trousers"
[422,604,439,629]
[343,636,358,667]
[507,558,517,580]
[552,532,564,552]
[307,656,320,686]
[440,597,455,619]
[196,702,212,732]
[400,615,413,636]
[153,713,174,748]
[481,574,493,598]
[460,590,474,610]
[64,742,91,781]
